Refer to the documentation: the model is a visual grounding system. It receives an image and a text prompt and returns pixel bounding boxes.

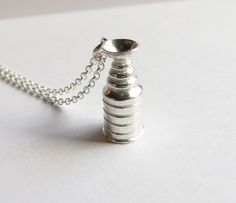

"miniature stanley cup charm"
[0,37,143,144]
[99,38,143,143]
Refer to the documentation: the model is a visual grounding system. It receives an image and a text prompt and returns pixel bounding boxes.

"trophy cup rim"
[103,39,138,57]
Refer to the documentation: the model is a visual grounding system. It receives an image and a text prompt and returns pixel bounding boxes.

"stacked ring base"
[103,127,143,144]
[103,95,142,144]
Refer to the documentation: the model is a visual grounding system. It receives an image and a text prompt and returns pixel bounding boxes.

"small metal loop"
[72,96,78,103]
[6,74,11,81]
[65,98,71,105]
[89,79,95,87]
[75,77,82,85]
[58,98,64,105]
[85,65,93,73]
[94,71,100,80]
[46,88,51,94]
[52,89,58,95]
[83,86,90,94]
[80,72,87,80]
[70,83,76,90]
[3,69,9,76]
[51,96,57,103]
[64,86,69,93]
[58,88,64,95]
[77,92,84,99]
[11,76,17,83]
[98,63,105,70]
[93,38,107,59]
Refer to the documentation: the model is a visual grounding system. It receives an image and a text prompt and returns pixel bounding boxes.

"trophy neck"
[112,58,132,67]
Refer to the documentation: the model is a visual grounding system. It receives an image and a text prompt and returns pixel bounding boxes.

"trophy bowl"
[102,39,139,58]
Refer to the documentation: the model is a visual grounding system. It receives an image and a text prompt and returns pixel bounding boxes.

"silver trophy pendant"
[0,37,143,144]
[99,39,143,143]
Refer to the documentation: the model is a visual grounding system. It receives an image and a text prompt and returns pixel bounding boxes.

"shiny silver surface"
[0,37,143,144]
[102,39,143,144]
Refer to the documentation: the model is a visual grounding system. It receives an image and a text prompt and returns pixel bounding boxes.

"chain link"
[0,52,107,105]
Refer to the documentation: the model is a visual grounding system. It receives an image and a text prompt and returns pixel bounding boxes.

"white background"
[0,0,236,202]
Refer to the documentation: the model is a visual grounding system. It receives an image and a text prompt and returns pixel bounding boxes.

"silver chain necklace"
[0,38,108,106]
[0,38,143,144]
